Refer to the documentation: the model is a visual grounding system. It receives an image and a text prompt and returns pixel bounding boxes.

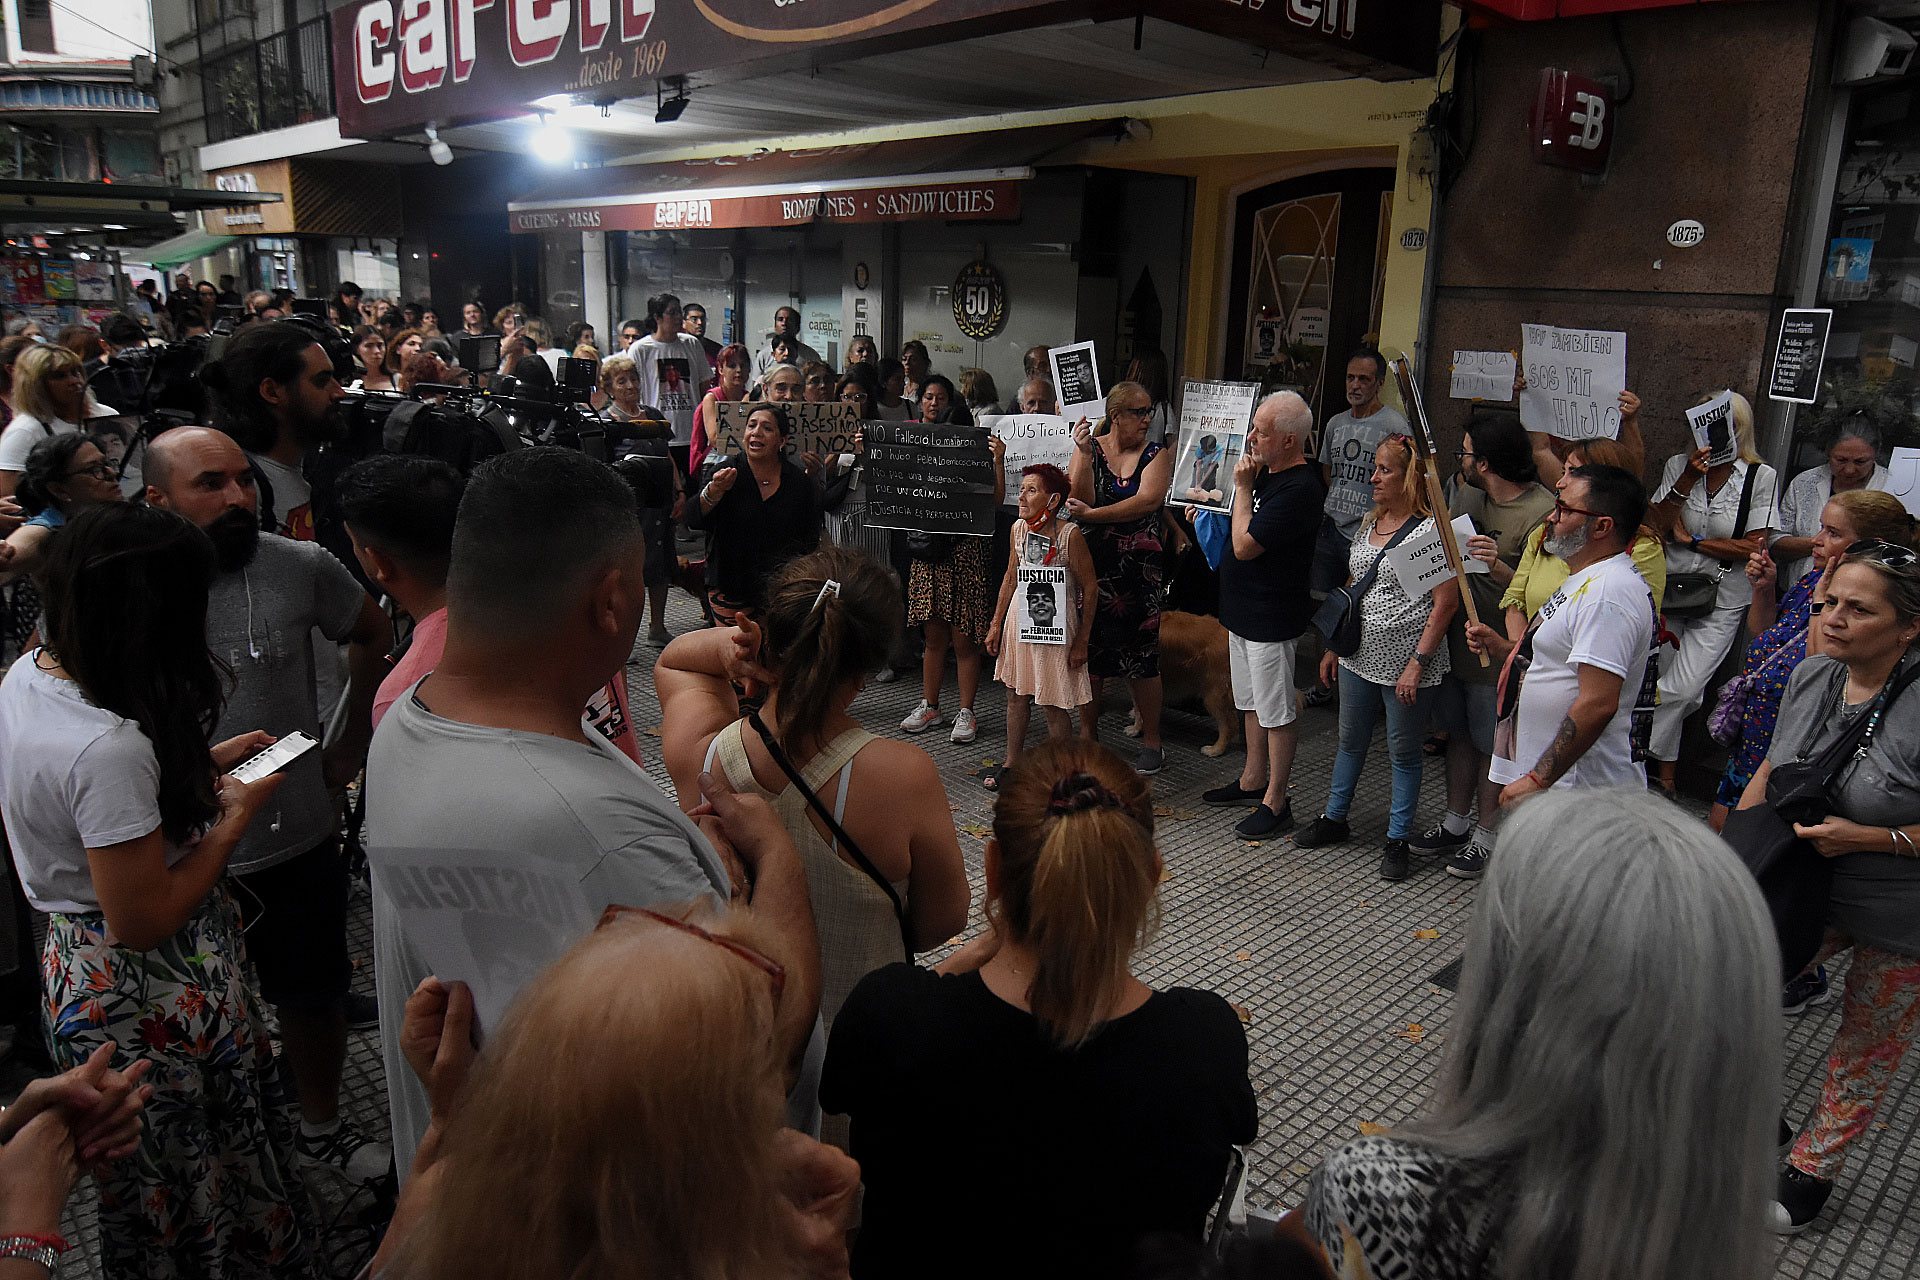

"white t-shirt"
[0,401,121,472]
[248,452,314,541]
[627,334,711,445]
[0,655,185,913]
[1651,455,1778,610]
[1488,551,1654,789]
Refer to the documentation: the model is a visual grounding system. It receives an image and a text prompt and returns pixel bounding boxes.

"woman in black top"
[688,401,822,617]
[822,739,1256,1280]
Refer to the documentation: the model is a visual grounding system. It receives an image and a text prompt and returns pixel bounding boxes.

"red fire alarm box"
[1531,68,1613,174]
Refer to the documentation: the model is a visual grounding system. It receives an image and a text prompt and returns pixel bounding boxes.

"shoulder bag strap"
[745,710,911,953]
[1732,463,1759,539]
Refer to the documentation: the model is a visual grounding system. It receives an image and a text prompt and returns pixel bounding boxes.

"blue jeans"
[1325,665,1432,839]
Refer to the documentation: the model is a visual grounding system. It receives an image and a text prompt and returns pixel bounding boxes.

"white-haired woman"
[1303,787,1780,1280]
[1770,416,1888,584]
[1646,390,1777,795]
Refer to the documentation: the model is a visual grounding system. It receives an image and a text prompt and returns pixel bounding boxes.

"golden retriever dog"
[1123,610,1239,757]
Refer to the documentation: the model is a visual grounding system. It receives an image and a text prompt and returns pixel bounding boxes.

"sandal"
[1423,732,1449,757]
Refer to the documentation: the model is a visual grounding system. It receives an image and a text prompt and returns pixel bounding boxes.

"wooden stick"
[1391,355,1488,667]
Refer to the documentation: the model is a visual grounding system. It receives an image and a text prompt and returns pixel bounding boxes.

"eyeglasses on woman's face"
[66,461,117,482]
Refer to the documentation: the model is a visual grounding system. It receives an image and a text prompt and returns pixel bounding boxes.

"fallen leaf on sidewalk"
[1171,808,1198,821]
[643,725,662,737]
[959,823,992,838]
[1153,805,1174,817]
[1413,928,1440,940]
[1234,950,1252,962]
[1229,1002,1251,1025]
[1395,1023,1426,1043]
[1357,1121,1389,1137]
[1159,866,1173,883]
[980,758,998,768]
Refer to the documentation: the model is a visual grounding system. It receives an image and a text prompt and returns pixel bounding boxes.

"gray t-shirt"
[1318,403,1410,539]
[209,534,368,874]
[367,683,731,1173]
[1769,653,1920,956]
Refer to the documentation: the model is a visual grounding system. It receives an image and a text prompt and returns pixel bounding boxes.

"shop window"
[1803,84,1920,470]
[16,0,54,53]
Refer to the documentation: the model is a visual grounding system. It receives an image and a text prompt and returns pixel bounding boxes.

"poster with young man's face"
[1017,563,1068,645]
[655,357,692,412]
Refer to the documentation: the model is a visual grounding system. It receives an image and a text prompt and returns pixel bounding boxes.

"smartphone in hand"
[227,731,319,784]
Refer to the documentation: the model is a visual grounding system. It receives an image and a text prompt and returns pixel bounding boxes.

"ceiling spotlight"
[424,124,453,166]
[532,114,574,163]
[655,79,690,124]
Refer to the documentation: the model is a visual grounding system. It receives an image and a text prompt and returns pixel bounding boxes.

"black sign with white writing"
[862,421,996,536]
[1769,308,1832,406]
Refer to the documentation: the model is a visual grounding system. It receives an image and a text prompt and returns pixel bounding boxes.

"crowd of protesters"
[0,282,1908,1280]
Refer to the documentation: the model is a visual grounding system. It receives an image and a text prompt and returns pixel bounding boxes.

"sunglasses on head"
[597,905,786,1000]
[1847,538,1919,569]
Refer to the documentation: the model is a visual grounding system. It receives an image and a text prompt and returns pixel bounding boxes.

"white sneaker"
[950,708,977,743]
[900,701,944,733]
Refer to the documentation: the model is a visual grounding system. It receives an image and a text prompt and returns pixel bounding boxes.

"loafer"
[1379,838,1411,881]
[1203,781,1265,807]
[1291,815,1351,849]
[1234,802,1294,840]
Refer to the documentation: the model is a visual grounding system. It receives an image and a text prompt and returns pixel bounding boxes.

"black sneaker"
[1445,841,1490,879]
[1234,802,1294,840]
[1407,824,1471,856]
[298,1117,393,1184]
[1203,781,1265,807]
[1379,838,1411,881]
[1783,965,1833,1016]
[1769,1165,1833,1234]
[1291,815,1351,849]
[345,991,380,1031]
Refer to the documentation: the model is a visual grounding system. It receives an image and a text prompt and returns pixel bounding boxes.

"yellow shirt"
[1500,526,1668,620]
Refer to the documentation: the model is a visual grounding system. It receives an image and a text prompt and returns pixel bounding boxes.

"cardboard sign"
[985,413,1074,503]
[1449,351,1517,401]
[710,400,860,461]
[1016,563,1069,645]
[1168,379,1257,515]
[1519,324,1627,440]
[1048,341,1104,422]
[1383,516,1481,597]
[1686,390,1737,466]
[1769,309,1832,405]
[862,421,997,537]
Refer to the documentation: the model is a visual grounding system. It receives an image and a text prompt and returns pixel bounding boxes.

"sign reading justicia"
[332,0,1440,138]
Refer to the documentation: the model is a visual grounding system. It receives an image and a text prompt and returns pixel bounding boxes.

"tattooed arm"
[1498,664,1627,807]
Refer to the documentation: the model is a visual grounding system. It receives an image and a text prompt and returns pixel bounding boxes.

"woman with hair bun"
[822,738,1256,1279]
[655,545,969,1036]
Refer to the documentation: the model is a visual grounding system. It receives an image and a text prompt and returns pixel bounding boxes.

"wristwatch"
[1689,534,1703,551]
[1411,651,1434,667]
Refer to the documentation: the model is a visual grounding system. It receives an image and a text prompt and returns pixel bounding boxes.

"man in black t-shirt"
[1201,391,1324,839]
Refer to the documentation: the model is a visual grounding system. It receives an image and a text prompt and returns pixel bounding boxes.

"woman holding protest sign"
[689,402,823,617]
[1647,391,1777,797]
[1067,381,1174,775]
[984,463,1096,787]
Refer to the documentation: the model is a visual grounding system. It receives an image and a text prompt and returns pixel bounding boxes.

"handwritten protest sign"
[1686,390,1737,466]
[1449,351,1517,401]
[710,401,860,461]
[862,421,997,536]
[1048,341,1104,422]
[1017,564,1069,645]
[1385,515,1485,598]
[1519,324,1627,441]
[985,413,1074,502]
[1168,380,1257,514]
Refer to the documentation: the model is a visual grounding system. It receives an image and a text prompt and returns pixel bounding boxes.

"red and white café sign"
[332,0,1440,138]
[506,176,1022,233]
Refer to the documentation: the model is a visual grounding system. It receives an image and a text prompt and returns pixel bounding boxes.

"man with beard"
[199,320,348,546]
[1465,464,1655,805]
[145,426,394,1184]
[1408,412,1554,878]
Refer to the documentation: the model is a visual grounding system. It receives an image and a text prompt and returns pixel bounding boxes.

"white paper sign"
[1016,563,1069,645]
[1519,324,1627,441]
[1451,513,1489,574]
[1048,341,1104,422]
[1449,351,1517,401]
[985,413,1074,503]
[1384,517,1477,597]
[1888,447,1920,520]
[1686,390,1737,466]
[370,846,598,1039]
[1169,379,1258,514]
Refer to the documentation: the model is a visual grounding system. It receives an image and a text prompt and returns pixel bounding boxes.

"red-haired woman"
[984,463,1096,787]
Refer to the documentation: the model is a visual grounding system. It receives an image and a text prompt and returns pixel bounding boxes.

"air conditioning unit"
[1837,15,1917,85]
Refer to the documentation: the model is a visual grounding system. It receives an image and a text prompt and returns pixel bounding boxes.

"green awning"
[126,229,238,270]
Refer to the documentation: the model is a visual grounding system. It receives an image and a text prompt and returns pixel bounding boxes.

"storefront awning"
[506,120,1117,234]
[126,229,241,270]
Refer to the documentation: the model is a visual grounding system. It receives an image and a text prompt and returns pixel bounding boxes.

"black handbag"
[1722,661,1920,979]
[1311,518,1422,658]
[1662,464,1759,621]
[905,530,955,563]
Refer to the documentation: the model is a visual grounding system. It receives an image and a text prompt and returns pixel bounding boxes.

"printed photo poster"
[1017,563,1069,646]
[73,260,112,302]
[7,259,43,305]
[1048,341,1104,422]
[985,413,1073,503]
[653,356,695,415]
[1519,323,1627,441]
[1686,390,1737,466]
[1169,379,1258,514]
[40,261,75,301]
[711,401,859,461]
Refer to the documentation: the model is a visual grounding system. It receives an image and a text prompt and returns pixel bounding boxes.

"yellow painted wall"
[1064,79,1442,390]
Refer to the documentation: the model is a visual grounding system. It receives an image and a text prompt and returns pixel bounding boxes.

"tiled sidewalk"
[20,593,1920,1277]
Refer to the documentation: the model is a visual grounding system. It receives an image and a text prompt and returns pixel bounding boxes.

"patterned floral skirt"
[43,886,318,1280]
[1086,518,1165,680]
[907,535,994,644]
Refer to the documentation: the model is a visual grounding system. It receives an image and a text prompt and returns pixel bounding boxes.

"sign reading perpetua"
[333,0,1439,138]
